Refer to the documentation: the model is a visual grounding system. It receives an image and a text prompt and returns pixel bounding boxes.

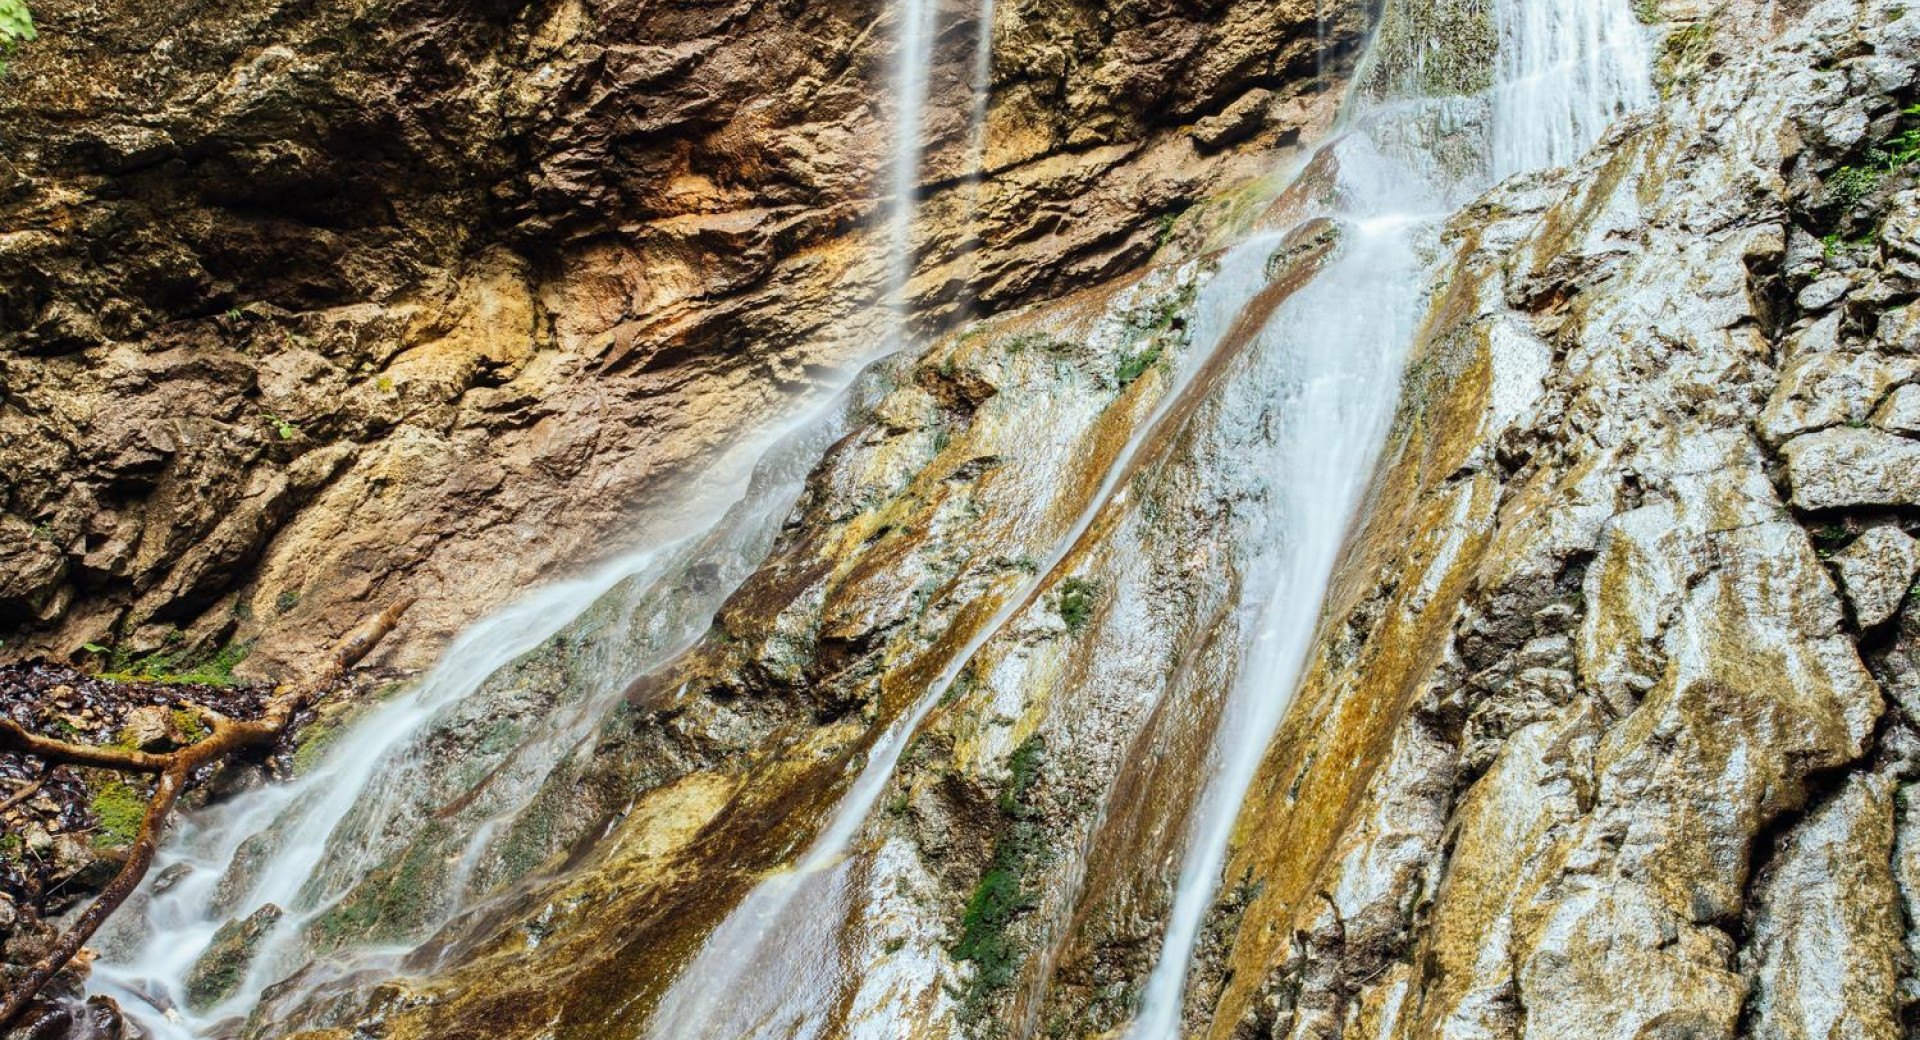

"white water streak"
[1122,1,1653,1035]
[89,387,862,1039]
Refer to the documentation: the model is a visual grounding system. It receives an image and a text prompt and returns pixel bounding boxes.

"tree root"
[0,597,415,1029]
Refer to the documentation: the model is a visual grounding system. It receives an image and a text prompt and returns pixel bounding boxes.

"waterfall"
[885,0,939,348]
[81,1,960,1035]
[640,232,1287,1039]
[1120,1,1653,1035]
[86,394,858,1039]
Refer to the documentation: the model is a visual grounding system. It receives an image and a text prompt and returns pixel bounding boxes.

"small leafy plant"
[0,0,34,76]
[262,411,300,440]
[1056,578,1099,635]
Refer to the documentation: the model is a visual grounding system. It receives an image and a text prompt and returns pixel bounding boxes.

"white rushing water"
[84,0,963,1032]
[642,231,1288,1039]
[1122,0,1653,1035]
[885,0,940,348]
[76,0,1655,1035]
[87,387,859,1039]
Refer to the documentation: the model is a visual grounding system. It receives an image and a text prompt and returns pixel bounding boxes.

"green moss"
[91,779,148,849]
[999,735,1044,817]
[168,642,252,686]
[1656,20,1715,95]
[1113,344,1164,389]
[951,736,1047,1020]
[95,639,253,686]
[1056,578,1099,635]
[304,820,451,950]
[171,708,210,744]
[290,715,341,775]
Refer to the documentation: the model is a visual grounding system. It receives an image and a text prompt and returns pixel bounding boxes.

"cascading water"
[885,0,940,347]
[640,230,1288,1039]
[79,0,965,1034]
[86,393,859,1039]
[1121,0,1652,1035]
[66,0,1656,1036]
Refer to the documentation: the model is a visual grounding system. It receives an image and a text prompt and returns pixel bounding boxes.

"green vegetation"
[1056,578,1099,635]
[1656,20,1714,94]
[171,707,210,743]
[90,778,148,849]
[91,638,253,686]
[305,820,450,950]
[1634,0,1663,23]
[1113,344,1164,389]
[0,0,33,75]
[951,735,1046,1019]
[262,411,300,441]
[1811,522,1851,559]
[1823,105,1920,217]
[998,735,1044,817]
[1153,208,1186,252]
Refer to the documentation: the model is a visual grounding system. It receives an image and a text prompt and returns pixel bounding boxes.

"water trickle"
[641,232,1287,1039]
[1121,1,1653,1035]
[83,0,964,1032]
[87,391,858,1038]
[885,0,940,349]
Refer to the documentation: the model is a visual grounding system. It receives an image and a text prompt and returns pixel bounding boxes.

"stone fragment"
[1832,526,1920,628]
[1757,353,1915,445]
[1744,776,1902,1040]
[1797,275,1852,312]
[1872,383,1920,433]
[1191,89,1274,151]
[1782,427,1920,509]
[117,705,174,751]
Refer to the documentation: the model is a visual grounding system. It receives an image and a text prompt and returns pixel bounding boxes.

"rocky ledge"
[0,0,1362,680]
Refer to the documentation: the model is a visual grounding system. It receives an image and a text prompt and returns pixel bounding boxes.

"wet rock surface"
[0,0,1358,682]
[8,0,1920,1038]
[1181,2,1920,1038]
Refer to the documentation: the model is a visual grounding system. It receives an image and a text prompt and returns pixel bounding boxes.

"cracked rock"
[1833,526,1920,629]
[1782,427,1920,509]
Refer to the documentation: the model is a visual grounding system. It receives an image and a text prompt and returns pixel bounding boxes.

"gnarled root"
[0,597,415,1029]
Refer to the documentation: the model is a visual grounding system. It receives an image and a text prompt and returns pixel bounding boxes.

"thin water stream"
[74,0,1657,1036]
[82,0,960,1033]
[1122,0,1653,1034]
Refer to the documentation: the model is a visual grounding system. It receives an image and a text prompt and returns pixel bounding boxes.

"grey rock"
[1744,775,1902,1040]
[1757,352,1916,445]
[1871,383,1920,433]
[1797,275,1853,312]
[1833,527,1920,628]
[1782,427,1920,509]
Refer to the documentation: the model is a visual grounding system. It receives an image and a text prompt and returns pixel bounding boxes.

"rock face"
[0,0,1359,677]
[1185,3,1920,1038]
[13,0,1920,1039]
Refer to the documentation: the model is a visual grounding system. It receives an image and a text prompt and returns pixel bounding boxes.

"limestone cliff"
[4,0,1920,1039]
[0,0,1354,676]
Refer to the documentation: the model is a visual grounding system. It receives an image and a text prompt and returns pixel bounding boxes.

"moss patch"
[951,735,1047,1020]
[1056,578,1100,636]
[90,778,148,849]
